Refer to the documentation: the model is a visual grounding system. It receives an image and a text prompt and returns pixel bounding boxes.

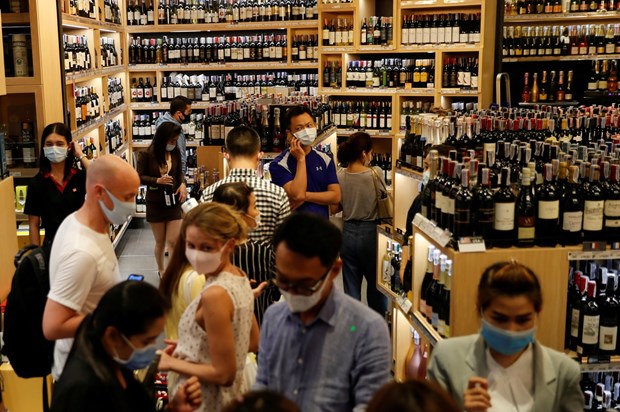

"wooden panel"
[0,177,18,301]
[393,167,422,232]
[196,146,225,179]
[0,12,6,96]
[0,363,52,412]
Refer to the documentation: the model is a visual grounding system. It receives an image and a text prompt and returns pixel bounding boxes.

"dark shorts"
[146,202,182,223]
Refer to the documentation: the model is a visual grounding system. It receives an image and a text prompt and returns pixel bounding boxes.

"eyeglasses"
[292,122,316,132]
[272,268,331,296]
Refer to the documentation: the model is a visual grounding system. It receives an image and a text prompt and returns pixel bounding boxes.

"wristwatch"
[78,154,87,161]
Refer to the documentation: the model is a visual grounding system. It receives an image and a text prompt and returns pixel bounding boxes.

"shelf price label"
[412,213,451,247]
[396,293,413,314]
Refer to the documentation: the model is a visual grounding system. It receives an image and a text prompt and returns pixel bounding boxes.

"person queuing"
[201,125,290,245]
[427,261,583,412]
[222,390,300,412]
[255,213,391,411]
[269,106,340,218]
[137,122,188,275]
[212,182,276,325]
[43,155,140,380]
[158,203,258,412]
[25,122,91,247]
[366,380,460,412]
[51,281,202,412]
[155,95,192,175]
[330,132,387,315]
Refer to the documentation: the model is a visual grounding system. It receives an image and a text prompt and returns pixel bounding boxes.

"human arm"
[351,318,392,412]
[42,299,85,340]
[305,183,341,206]
[159,286,237,386]
[253,311,270,390]
[70,141,91,170]
[329,203,343,215]
[281,139,308,209]
[137,151,173,186]
[28,215,41,246]
[174,150,187,202]
[249,315,259,353]
[168,376,202,412]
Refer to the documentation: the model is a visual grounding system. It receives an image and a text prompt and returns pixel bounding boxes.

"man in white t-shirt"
[42,155,140,380]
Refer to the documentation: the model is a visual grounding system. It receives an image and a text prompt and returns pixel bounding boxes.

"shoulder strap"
[25,249,49,292]
[183,271,198,305]
[369,167,386,195]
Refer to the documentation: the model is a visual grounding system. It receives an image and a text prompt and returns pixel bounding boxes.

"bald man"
[43,155,140,380]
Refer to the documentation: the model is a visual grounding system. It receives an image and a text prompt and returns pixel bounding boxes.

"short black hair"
[213,182,254,213]
[169,96,191,115]
[272,213,342,268]
[225,125,261,157]
[283,105,313,131]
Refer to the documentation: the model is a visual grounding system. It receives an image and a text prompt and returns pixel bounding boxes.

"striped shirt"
[232,240,279,326]
[200,168,291,244]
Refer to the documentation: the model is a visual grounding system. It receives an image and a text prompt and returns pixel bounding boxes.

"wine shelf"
[319,87,436,96]
[65,65,125,85]
[518,100,580,107]
[318,3,357,11]
[125,19,319,34]
[504,11,620,23]
[566,351,620,373]
[72,103,127,140]
[503,54,620,63]
[336,128,394,138]
[400,0,483,9]
[112,216,132,250]
[112,141,129,157]
[61,13,123,31]
[321,46,356,53]
[399,44,481,53]
[8,167,38,179]
[132,140,205,148]
[395,164,424,179]
[127,61,318,72]
[1,13,30,25]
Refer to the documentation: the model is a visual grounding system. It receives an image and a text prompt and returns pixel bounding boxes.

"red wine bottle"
[517,167,536,247]
[583,164,605,242]
[569,273,586,351]
[493,167,516,248]
[419,245,436,317]
[604,164,620,241]
[472,167,494,242]
[536,163,560,246]
[598,276,619,356]
[560,165,584,246]
[577,280,600,357]
[454,168,473,240]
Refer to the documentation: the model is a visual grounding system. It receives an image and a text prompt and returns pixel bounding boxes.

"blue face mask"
[480,317,536,356]
[113,333,158,370]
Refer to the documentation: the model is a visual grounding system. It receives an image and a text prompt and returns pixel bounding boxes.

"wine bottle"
[598,275,619,356]
[419,245,436,317]
[517,167,536,247]
[560,165,584,246]
[536,163,560,246]
[493,167,516,247]
[431,255,447,330]
[404,329,427,379]
[577,280,599,357]
[583,164,605,242]
[424,249,441,321]
[604,164,620,241]
[454,168,473,240]
[381,241,394,285]
[421,150,438,220]
[438,259,452,338]
[473,167,495,242]
[390,243,402,293]
[570,274,586,351]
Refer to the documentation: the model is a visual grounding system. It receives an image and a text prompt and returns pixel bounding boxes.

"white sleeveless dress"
[170,271,253,412]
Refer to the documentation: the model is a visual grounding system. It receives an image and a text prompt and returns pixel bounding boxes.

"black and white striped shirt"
[200,169,291,245]
[232,240,279,326]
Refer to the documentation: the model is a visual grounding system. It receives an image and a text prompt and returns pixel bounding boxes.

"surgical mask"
[246,213,261,230]
[279,274,329,313]
[166,144,176,152]
[185,246,225,275]
[294,127,317,146]
[98,187,136,226]
[480,317,536,356]
[180,113,191,124]
[44,146,68,164]
[113,333,158,371]
[422,170,431,186]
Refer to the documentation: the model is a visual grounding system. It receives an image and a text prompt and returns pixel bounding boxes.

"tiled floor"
[116,217,160,288]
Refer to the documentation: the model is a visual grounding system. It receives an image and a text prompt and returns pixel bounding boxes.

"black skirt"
[146,201,182,223]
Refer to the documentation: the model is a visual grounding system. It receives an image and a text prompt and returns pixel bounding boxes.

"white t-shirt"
[486,344,534,412]
[48,212,121,379]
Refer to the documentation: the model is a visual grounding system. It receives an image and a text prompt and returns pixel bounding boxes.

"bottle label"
[517,216,535,240]
[431,312,439,329]
[444,324,450,338]
[581,314,600,345]
[583,200,604,231]
[562,211,583,232]
[538,200,559,219]
[571,308,580,337]
[446,197,455,214]
[494,202,515,230]
[438,320,445,336]
[455,208,471,226]
[435,192,445,214]
[382,260,393,282]
[599,325,617,351]
[604,199,620,220]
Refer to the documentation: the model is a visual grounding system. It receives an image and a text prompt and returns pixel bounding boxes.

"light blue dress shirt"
[255,287,391,412]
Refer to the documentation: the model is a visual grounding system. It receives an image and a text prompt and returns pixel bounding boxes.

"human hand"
[70,141,83,157]
[157,175,174,185]
[163,339,178,355]
[158,350,175,372]
[250,280,268,299]
[464,377,491,412]
[176,183,188,203]
[169,376,202,412]
[289,138,306,162]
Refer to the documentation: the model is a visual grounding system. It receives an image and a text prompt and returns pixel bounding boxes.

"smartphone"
[128,274,144,281]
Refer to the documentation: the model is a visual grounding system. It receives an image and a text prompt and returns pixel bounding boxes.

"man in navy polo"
[269,105,341,218]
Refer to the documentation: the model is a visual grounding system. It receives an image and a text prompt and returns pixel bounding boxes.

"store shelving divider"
[0,177,18,301]
[0,12,6,96]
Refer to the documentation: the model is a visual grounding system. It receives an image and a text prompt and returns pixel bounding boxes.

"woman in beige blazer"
[427,261,583,412]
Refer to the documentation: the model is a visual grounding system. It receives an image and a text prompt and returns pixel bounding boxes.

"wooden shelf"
[319,3,356,11]
[357,44,397,52]
[395,165,424,179]
[128,61,318,72]
[503,54,620,63]
[439,88,480,96]
[518,101,579,107]
[65,65,125,85]
[125,19,319,34]
[73,103,127,140]
[399,44,481,53]
[565,350,620,373]
[8,167,38,178]
[112,141,129,157]
[336,128,394,138]
[320,87,436,96]
[5,77,38,87]
[504,11,620,23]
[132,140,204,148]
[61,13,123,31]
[400,0,482,9]
[1,13,30,25]
[320,46,355,53]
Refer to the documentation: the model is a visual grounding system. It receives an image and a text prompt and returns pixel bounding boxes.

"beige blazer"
[427,334,583,412]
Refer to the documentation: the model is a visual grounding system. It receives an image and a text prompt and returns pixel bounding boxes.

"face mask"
[179,113,191,124]
[185,245,225,275]
[422,170,431,186]
[166,144,176,152]
[98,187,136,226]
[480,317,536,356]
[279,273,329,313]
[294,127,317,146]
[44,146,68,164]
[246,213,261,230]
[113,333,158,370]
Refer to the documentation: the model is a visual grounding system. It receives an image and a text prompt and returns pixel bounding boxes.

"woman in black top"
[51,280,202,412]
[212,182,276,326]
[137,122,188,274]
[24,123,90,246]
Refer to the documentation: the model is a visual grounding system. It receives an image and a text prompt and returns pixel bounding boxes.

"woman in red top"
[24,123,91,247]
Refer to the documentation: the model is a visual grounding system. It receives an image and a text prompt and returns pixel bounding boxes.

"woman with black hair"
[51,280,202,412]
[137,122,188,274]
[330,132,387,315]
[24,122,90,246]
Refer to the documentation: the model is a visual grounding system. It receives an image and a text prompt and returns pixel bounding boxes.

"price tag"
[400,297,413,314]
[457,237,487,253]
[405,83,412,90]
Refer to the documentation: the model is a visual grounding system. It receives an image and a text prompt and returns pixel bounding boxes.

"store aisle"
[115,217,160,288]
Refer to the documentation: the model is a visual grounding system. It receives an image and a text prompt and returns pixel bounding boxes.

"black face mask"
[179,113,191,124]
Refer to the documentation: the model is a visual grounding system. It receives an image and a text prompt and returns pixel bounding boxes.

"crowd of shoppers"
[17,108,584,412]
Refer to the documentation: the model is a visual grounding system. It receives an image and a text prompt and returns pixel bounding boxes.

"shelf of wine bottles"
[128,33,291,65]
[381,240,404,296]
[66,0,97,20]
[417,245,453,338]
[63,34,92,74]
[127,0,155,25]
[322,61,342,88]
[330,98,393,131]
[103,0,122,24]
[399,116,429,171]
[100,37,120,68]
[567,254,620,362]
[581,371,620,411]
[359,16,394,46]
[75,86,101,128]
[105,118,126,155]
[400,12,481,46]
[321,18,354,47]
[441,57,479,89]
[345,58,435,89]
[108,77,125,110]
[504,0,620,16]
[148,0,319,25]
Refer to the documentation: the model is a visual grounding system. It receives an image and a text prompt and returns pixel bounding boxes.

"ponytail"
[337,132,372,165]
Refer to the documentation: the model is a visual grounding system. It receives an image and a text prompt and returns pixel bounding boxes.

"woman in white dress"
[159,202,258,412]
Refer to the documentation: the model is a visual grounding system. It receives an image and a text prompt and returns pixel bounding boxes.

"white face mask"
[166,144,176,152]
[185,245,225,275]
[44,146,68,164]
[98,188,136,226]
[246,212,261,230]
[294,127,317,146]
[279,273,330,313]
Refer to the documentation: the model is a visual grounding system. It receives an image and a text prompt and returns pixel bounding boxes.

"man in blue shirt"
[269,105,341,218]
[255,213,391,411]
[155,95,192,175]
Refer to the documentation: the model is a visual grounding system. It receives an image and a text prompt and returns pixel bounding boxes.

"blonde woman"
[158,203,258,412]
